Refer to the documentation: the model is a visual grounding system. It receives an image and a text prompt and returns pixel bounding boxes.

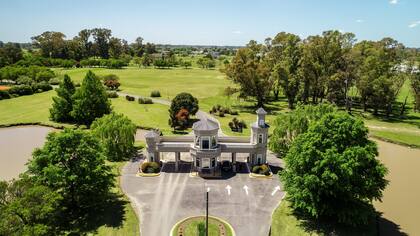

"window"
[211,136,217,148]
[202,158,210,168]
[259,119,265,127]
[149,153,155,162]
[211,158,216,167]
[258,134,264,144]
[201,136,210,149]
[196,158,200,167]
[257,154,263,165]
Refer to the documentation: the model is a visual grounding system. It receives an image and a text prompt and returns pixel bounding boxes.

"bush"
[125,95,135,101]
[252,164,270,176]
[140,161,160,173]
[8,85,33,96]
[230,110,239,115]
[49,77,61,85]
[230,117,247,132]
[32,82,52,92]
[218,111,225,117]
[0,90,11,100]
[138,97,153,104]
[16,75,33,85]
[150,90,161,97]
[107,91,119,98]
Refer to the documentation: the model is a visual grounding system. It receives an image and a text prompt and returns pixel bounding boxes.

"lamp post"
[206,186,210,236]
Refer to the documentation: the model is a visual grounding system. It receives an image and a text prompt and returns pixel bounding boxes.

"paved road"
[121,153,284,236]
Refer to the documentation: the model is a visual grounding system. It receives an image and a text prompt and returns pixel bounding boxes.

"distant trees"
[281,112,387,226]
[169,92,199,130]
[0,42,23,67]
[50,74,76,122]
[197,57,216,69]
[224,43,272,107]
[71,71,112,126]
[91,113,137,161]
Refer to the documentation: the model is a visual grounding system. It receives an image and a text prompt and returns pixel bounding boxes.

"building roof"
[192,118,219,131]
[144,130,159,138]
[256,107,267,115]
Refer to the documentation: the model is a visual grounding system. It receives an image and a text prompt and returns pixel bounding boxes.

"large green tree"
[0,42,23,67]
[269,103,336,156]
[91,113,137,161]
[224,42,272,107]
[281,112,388,226]
[71,71,111,126]
[0,177,62,236]
[28,128,114,224]
[50,74,76,122]
[266,32,302,108]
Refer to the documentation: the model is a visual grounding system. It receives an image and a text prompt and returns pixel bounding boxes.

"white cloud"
[356,19,364,23]
[408,21,420,28]
[232,30,242,34]
[389,0,398,4]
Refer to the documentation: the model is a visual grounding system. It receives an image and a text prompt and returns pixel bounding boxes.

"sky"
[1,0,419,47]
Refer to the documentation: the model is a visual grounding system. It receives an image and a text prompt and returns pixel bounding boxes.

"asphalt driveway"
[121,153,285,236]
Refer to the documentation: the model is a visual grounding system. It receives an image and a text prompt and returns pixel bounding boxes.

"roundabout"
[171,216,234,236]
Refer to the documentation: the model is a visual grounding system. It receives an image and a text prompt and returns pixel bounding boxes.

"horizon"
[1,0,420,47]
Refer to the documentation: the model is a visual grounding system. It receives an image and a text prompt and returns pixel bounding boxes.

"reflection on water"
[0,126,54,181]
[374,139,420,235]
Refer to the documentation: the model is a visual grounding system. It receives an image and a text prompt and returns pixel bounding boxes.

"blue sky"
[1,0,419,47]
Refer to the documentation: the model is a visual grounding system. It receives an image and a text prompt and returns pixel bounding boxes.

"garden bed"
[171,216,234,236]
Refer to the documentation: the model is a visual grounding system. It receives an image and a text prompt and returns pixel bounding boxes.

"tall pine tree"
[50,74,75,122]
[71,71,111,126]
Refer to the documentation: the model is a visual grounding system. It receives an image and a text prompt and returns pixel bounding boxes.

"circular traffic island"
[171,216,235,236]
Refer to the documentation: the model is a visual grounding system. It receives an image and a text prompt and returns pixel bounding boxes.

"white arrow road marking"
[225,185,232,195]
[243,185,249,195]
[271,186,281,196]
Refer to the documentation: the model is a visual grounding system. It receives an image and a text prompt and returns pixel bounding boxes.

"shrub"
[32,82,52,92]
[138,97,153,104]
[140,161,160,173]
[8,85,33,96]
[107,91,119,98]
[0,90,11,100]
[150,90,161,97]
[125,95,135,101]
[218,111,225,117]
[16,75,33,85]
[252,164,270,176]
[49,77,61,85]
[230,110,239,115]
[102,74,120,90]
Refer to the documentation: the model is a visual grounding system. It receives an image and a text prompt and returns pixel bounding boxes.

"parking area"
[121,153,285,236]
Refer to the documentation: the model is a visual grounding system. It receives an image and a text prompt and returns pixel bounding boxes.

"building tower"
[145,130,160,163]
[249,107,269,166]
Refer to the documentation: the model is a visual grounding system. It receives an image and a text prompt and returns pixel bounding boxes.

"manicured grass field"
[95,161,139,236]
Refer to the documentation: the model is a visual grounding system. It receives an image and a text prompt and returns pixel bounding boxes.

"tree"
[0,42,23,67]
[31,31,67,58]
[168,92,199,130]
[224,45,272,107]
[408,61,420,112]
[50,74,76,122]
[281,112,388,226]
[28,128,114,224]
[108,37,123,58]
[91,28,112,58]
[102,74,120,90]
[266,32,302,108]
[0,177,62,236]
[91,113,137,161]
[141,53,153,67]
[269,103,336,156]
[71,71,111,126]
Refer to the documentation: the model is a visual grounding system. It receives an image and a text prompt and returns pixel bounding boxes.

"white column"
[175,152,180,171]
[232,153,237,172]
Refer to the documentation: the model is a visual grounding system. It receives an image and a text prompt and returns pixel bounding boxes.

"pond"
[0,126,54,181]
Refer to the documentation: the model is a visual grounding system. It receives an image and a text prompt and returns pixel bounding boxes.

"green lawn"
[172,217,233,236]
[94,161,139,236]
[271,200,376,236]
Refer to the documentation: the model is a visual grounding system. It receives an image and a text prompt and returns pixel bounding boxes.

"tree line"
[224,30,420,115]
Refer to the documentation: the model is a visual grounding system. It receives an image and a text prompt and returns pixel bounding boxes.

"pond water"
[373,139,420,235]
[0,126,419,234]
[0,126,54,181]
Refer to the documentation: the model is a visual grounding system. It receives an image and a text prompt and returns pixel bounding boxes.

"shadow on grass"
[289,210,408,236]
